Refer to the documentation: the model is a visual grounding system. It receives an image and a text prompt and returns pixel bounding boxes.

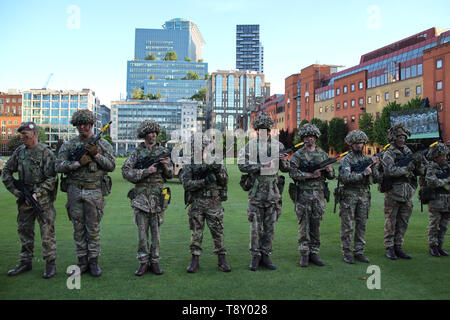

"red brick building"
[0,91,22,156]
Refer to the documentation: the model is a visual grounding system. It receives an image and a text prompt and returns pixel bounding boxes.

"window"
[436,81,443,90]
[359,97,364,106]
[416,85,422,95]
[436,59,442,69]
[351,84,355,92]
[336,103,340,110]
[376,95,380,103]
[359,81,363,90]
[367,96,372,104]
[336,88,340,95]
[351,99,355,107]
[394,90,399,99]
[351,115,356,123]
[343,116,348,124]
[385,92,389,101]
[319,107,323,113]
[343,86,348,94]
[343,101,348,108]
[405,88,410,97]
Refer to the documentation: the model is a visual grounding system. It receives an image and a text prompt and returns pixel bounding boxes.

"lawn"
[0,159,448,300]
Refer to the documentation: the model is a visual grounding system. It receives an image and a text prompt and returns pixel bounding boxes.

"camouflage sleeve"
[34,147,57,195]
[95,139,116,172]
[381,151,409,178]
[279,142,290,172]
[289,151,309,181]
[237,145,262,174]
[122,151,151,184]
[339,156,364,184]
[371,164,381,183]
[1,148,19,194]
[180,164,205,191]
[425,165,448,189]
[215,164,228,186]
[55,141,78,173]
[160,148,173,179]
[321,150,335,180]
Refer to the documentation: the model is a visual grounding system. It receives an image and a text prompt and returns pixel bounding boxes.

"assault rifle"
[349,144,390,173]
[281,142,304,155]
[13,179,44,214]
[395,142,438,167]
[435,168,450,179]
[134,148,172,170]
[69,121,112,162]
[299,157,337,173]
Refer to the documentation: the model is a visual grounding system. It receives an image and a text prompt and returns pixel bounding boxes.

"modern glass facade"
[236,25,264,73]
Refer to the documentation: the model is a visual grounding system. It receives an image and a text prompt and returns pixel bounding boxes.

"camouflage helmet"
[17,121,38,134]
[252,112,274,130]
[345,130,368,145]
[427,142,449,159]
[137,120,161,138]
[70,109,96,126]
[387,123,411,142]
[298,123,321,139]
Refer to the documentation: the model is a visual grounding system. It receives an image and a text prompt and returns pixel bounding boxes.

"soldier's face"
[77,123,93,138]
[145,132,157,145]
[351,143,364,153]
[303,135,316,146]
[394,135,406,148]
[20,130,38,147]
[435,154,447,165]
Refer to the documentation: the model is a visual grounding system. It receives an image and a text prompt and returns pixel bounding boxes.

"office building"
[236,25,264,73]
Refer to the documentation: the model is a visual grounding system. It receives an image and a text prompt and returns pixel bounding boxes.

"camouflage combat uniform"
[122,142,173,266]
[424,144,449,256]
[381,124,424,258]
[338,144,380,260]
[56,111,115,269]
[2,142,58,266]
[238,113,289,270]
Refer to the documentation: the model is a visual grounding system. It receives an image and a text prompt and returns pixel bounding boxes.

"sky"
[0,0,449,108]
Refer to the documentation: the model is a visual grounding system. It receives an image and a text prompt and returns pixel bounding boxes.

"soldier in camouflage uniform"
[2,122,58,278]
[289,124,335,267]
[338,130,380,264]
[122,120,173,276]
[238,112,290,271]
[179,134,231,273]
[381,123,425,260]
[56,110,115,277]
[424,143,449,257]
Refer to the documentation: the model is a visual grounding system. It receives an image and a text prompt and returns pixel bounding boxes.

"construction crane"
[43,73,53,89]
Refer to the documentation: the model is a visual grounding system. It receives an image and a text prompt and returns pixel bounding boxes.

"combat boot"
[343,254,354,264]
[43,260,56,279]
[77,256,89,274]
[218,254,231,272]
[88,257,102,277]
[149,263,164,275]
[7,262,32,276]
[354,253,370,263]
[438,244,448,256]
[187,255,199,273]
[385,247,398,260]
[394,246,411,259]
[249,255,261,271]
[429,246,441,257]
[309,253,325,266]
[299,255,309,267]
[135,262,149,276]
[261,254,276,270]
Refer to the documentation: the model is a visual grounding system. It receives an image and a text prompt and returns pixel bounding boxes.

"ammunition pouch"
[289,183,297,202]
[127,187,137,200]
[379,177,393,193]
[419,186,436,204]
[218,186,228,202]
[240,174,256,191]
[101,175,112,196]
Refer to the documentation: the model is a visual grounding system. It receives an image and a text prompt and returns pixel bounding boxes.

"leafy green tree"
[37,126,47,143]
[7,135,22,151]
[164,51,178,61]
[156,129,168,144]
[403,96,424,110]
[131,87,146,100]
[310,118,329,152]
[184,57,192,62]
[373,101,402,146]
[358,112,375,144]
[328,118,348,153]
[191,87,206,102]
[103,134,114,147]
[183,71,200,80]
[204,73,210,80]
[145,54,156,61]
[198,59,203,63]
[149,75,155,80]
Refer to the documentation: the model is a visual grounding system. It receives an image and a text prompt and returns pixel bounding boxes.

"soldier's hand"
[326,164,334,173]
[204,174,216,184]
[407,160,415,171]
[364,167,372,176]
[80,154,92,166]
[311,169,321,178]
[86,143,99,157]
[160,157,170,165]
[72,161,81,169]
[12,189,22,198]
[372,156,379,165]
[147,164,157,174]
[279,154,289,161]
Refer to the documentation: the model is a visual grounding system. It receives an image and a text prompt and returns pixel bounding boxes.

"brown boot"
[88,257,102,277]
[430,246,441,257]
[299,255,309,267]
[218,254,231,272]
[149,263,164,275]
[249,255,261,271]
[135,262,149,276]
[438,244,448,256]
[385,247,398,260]
[394,246,411,259]
[187,255,199,273]
[7,262,32,277]
[261,254,276,270]
[43,260,56,279]
[309,253,325,266]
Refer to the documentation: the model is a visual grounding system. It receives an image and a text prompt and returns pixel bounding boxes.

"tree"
[149,75,155,80]
[204,73,210,80]
[145,54,156,61]
[184,57,192,62]
[103,134,114,147]
[131,87,146,100]
[404,96,424,110]
[183,71,200,80]
[198,59,203,63]
[164,51,178,61]
[328,118,348,153]
[191,87,206,102]
[310,118,329,152]
[156,129,168,144]
[373,101,402,146]
[358,112,375,144]
[38,126,46,143]
[7,135,22,151]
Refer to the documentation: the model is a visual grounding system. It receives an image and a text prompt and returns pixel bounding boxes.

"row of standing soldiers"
[2,111,448,279]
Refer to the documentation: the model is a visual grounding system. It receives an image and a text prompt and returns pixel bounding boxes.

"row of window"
[23,94,88,101]
[1,120,19,126]
[0,106,21,114]
[0,98,22,103]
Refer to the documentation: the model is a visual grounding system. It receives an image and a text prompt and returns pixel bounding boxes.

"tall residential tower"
[236,25,264,73]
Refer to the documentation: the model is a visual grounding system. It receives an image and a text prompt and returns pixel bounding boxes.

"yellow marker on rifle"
[383,143,390,150]
[340,151,349,157]
[429,141,439,148]
[101,121,112,133]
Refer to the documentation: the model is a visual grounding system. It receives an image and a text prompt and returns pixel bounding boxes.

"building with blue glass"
[236,25,264,73]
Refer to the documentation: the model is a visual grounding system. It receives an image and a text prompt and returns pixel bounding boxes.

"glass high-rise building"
[236,25,264,73]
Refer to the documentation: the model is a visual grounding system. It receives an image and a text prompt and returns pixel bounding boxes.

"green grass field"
[0,159,448,300]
